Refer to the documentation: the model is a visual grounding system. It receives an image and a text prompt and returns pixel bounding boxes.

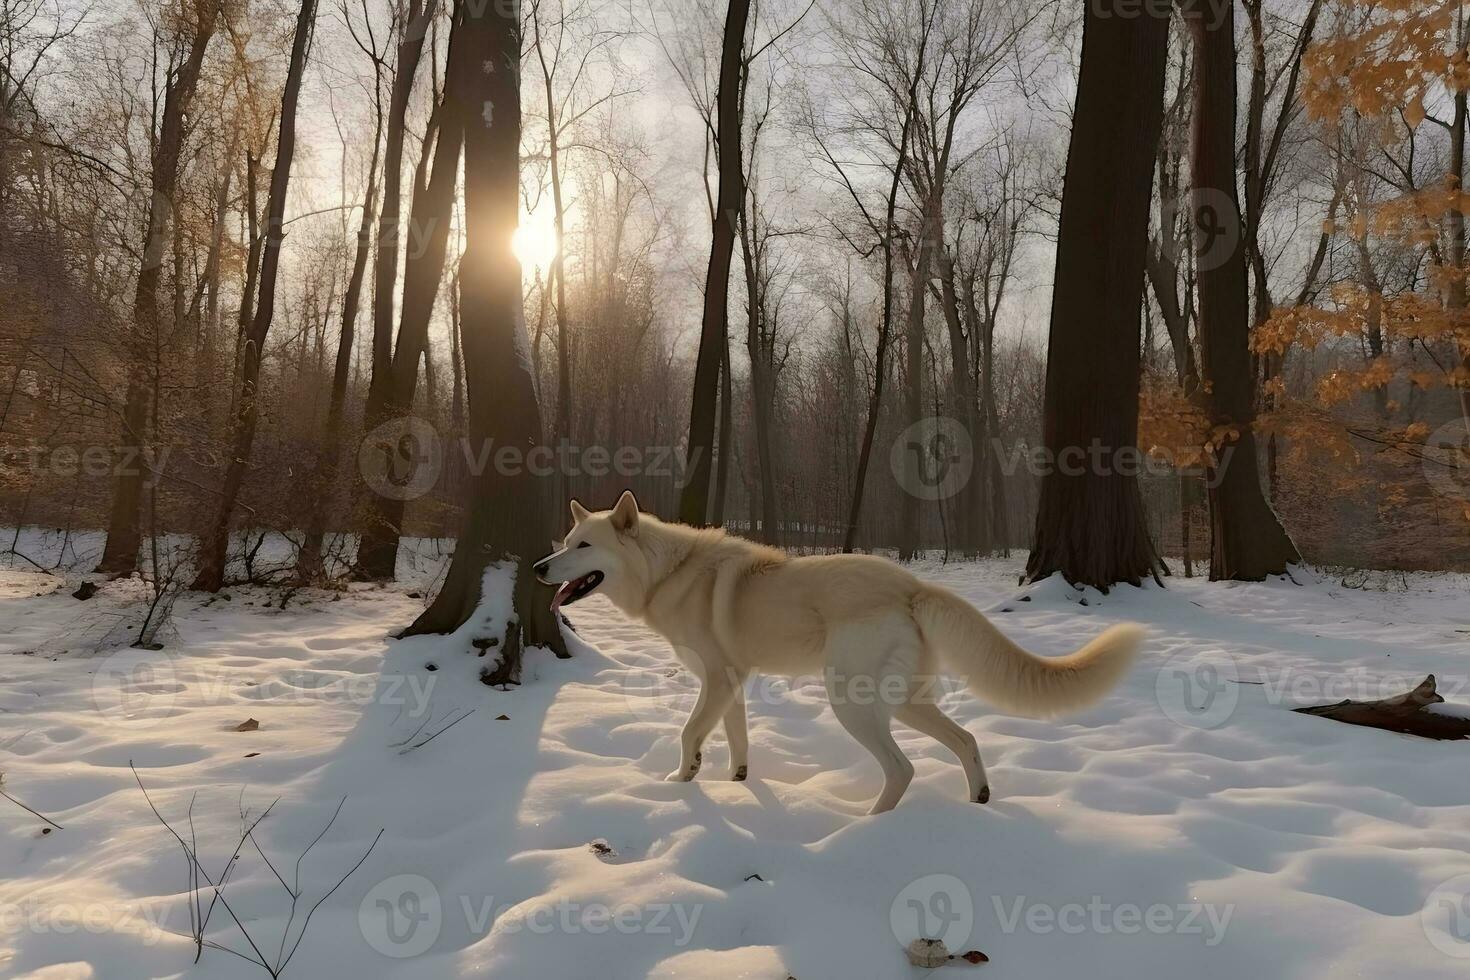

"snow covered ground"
[3,529,1470,978]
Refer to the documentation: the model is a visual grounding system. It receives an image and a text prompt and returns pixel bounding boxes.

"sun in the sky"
[513,209,560,272]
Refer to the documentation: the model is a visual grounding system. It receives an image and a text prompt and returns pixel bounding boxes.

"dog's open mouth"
[551,571,604,612]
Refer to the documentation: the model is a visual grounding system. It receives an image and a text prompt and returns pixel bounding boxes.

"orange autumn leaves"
[1304,0,1468,122]
[1255,282,1470,405]
[1138,378,1235,471]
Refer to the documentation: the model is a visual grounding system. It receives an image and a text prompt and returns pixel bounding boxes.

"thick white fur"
[537,492,1146,815]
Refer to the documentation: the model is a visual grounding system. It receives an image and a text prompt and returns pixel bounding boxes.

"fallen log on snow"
[1294,675,1470,741]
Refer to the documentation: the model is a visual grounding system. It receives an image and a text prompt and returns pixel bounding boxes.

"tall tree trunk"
[192,0,318,592]
[1242,0,1322,500]
[983,322,1009,556]
[961,271,1005,555]
[358,0,440,580]
[360,73,467,580]
[96,0,223,576]
[739,209,779,545]
[711,331,733,525]
[1446,72,1470,432]
[533,6,572,501]
[678,0,751,526]
[1185,0,1299,581]
[898,228,934,562]
[1024,0,1167,590]
[842,64,923,555]
[449,269,465,431]
[298,85,386,582]
[937,246,979,556]
[408,0,568,669]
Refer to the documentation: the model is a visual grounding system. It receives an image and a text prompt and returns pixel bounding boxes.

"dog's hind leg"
[665,668,736,782]
[825,634,915,814]
[723,681,749,781]
[895,700,990,804]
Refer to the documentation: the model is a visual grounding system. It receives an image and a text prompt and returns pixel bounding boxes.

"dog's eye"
[577,541,591,549]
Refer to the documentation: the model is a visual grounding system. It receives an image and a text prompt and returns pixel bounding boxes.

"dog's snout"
[533,560,551,579]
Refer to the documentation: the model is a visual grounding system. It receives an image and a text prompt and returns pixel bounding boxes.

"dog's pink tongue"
[550,580,577,613]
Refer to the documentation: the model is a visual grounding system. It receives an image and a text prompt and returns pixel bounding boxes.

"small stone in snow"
[905,938,949,968]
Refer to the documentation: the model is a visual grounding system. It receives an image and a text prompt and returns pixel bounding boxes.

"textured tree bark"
[96,0,222,576]
[711,333,733,526]
[1185,0,1299,582]
[1024,0,1167,591]
[842,100,915,554]
[937,246,979,557]
[359,81,467,580]
[738,201,780,545]
[407,0,567,667]
[678,0,750,527]
[357,0,441,581]
[898,230,933,562]
[298,75,386,583]
[192,0,318,592]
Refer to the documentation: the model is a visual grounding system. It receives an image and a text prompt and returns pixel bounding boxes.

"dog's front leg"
[665,670,735,782]
[723,682,749,781]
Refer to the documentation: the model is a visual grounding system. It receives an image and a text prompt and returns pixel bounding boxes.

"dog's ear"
[610,490,639,536]
[570,499,591,525]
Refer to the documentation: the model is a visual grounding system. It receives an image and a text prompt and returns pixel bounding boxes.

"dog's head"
[533,490,648,613]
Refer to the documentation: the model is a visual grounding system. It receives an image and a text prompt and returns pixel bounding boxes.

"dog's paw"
[664,751,701,782]
[730,765,748,782]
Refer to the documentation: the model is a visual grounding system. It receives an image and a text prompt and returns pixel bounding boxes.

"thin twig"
[0,787,64,830]
[279,829,385,972]
[398,709,475,755]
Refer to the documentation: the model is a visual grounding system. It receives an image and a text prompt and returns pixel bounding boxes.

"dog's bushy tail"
[914,589,1144,718]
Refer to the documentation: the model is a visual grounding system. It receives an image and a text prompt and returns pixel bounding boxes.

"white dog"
[534,491,1144,814]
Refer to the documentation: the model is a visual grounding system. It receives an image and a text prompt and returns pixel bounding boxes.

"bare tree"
[1024,0,1167,590]
[677,0,750,526]
[95,0,223,576]
[357,0,441,581]
[1183,0,1299,581]
[298,0,389,582]
[408,0,569,671]
[192,0,320,592]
